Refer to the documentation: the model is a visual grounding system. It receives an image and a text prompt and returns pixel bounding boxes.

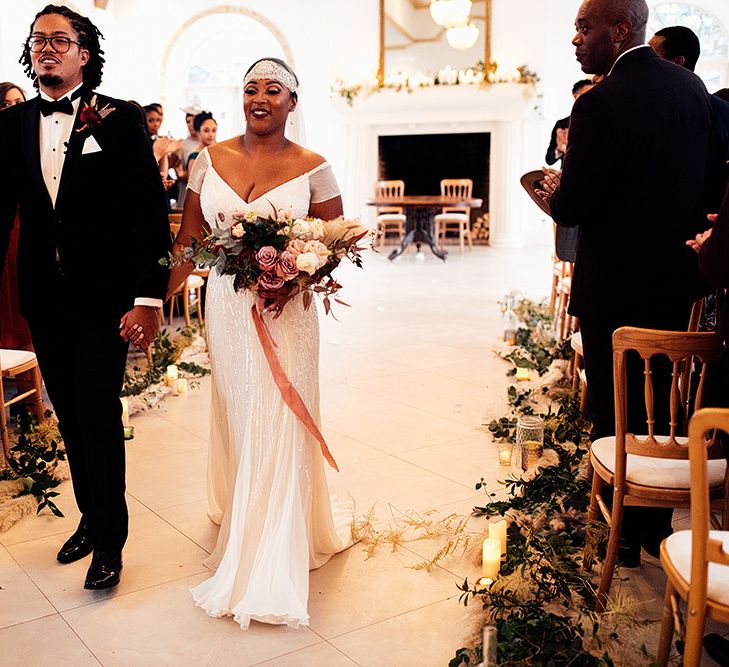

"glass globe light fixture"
[430,0,472,28]
[446,21,479,50]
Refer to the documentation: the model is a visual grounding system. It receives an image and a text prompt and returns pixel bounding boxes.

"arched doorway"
[160,7,294,141]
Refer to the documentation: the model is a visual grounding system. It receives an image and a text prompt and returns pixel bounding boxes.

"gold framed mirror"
[378,0,492,85]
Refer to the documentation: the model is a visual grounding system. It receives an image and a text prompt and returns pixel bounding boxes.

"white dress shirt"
[39,84,163,309]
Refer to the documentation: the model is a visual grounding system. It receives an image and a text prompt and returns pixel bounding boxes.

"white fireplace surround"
[336,83,542,248]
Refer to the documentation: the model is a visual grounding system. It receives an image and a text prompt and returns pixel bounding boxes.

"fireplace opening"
[378,132,490,242]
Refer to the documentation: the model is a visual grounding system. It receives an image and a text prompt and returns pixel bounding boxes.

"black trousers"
[27,295,130,551]
[579,301,694,545]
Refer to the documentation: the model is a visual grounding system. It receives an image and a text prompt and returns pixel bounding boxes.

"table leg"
[387,207,448,261]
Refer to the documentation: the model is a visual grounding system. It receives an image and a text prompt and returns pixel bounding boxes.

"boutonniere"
[76,94,115,133]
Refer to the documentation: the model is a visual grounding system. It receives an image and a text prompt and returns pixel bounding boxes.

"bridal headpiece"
[244,60,298,93]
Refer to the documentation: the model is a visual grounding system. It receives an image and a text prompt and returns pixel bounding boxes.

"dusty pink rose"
[230,223,245,238]
[286,239,306,256]
[258,271,285,291]
[255,245,278,271]
[275,251,299,280]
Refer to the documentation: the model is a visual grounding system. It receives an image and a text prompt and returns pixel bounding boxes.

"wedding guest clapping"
[545,79,593,166]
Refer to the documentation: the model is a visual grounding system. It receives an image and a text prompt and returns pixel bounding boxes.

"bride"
[167,58,354,629]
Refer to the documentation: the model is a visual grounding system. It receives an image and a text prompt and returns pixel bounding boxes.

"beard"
[38,74,64,87]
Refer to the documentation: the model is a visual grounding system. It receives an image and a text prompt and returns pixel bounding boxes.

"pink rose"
[287,239,306,256]
[255,245,278,271]
[258,271,285,291]
[230,223,245,238]
[275,251,299,280]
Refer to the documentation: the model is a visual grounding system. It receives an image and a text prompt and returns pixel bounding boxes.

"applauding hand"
[535,168,561,205]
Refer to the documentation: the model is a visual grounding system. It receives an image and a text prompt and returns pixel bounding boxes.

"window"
[648,3,728,60]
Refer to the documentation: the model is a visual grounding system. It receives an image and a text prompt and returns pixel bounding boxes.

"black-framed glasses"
[28,36,82,53]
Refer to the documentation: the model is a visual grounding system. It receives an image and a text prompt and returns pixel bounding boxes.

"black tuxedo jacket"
[0,90,170,319]
[550,47,713,320]
[545,116,569,166]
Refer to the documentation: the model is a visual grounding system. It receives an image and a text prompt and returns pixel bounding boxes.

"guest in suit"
[0,82,33,351]
[649,25,729,202]
[537,0,714,564]
[0,4,170,589]
[544,79,594,166]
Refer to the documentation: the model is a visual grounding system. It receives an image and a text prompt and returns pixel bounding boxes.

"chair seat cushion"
[0,349,37,372]
[664,530,729,606]
[376,214,406,223]
[570,331,583,355]
[434,213,468,223]
[591,436,727,489]
[187,275,205,289]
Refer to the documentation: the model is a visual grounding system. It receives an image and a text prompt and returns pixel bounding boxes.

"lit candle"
[177,378,189,396]
[481,537,501,580]
[166,365,178,386]
[497,443,512,466]
[515,367,530,382]
[120,397,129,428]
[489,520,507,556]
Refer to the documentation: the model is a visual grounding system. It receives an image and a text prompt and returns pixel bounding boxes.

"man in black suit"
[648,25,729,203]
[544,79,594,167]
[0,5,170,589]
[537,0,713,563]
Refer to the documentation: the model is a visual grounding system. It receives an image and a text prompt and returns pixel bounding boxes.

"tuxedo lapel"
[21,97,53,212]
[55,94,88,213]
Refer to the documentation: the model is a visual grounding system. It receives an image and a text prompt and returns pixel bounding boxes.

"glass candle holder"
[516,415,544,471]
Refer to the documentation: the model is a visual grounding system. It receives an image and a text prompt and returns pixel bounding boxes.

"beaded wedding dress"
[186,148,354,629]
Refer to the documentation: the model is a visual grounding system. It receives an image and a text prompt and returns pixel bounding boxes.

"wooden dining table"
[366,195,483,261]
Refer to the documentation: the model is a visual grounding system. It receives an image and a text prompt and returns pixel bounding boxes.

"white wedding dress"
[186,147,354,629]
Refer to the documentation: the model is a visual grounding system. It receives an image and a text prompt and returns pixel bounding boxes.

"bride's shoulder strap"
[309,162,341,204]
[187,147,212,195]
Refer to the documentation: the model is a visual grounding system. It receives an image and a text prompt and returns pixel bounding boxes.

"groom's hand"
[120,306,162,351]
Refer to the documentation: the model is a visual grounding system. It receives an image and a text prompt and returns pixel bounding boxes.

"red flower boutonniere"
[76,94,115,133]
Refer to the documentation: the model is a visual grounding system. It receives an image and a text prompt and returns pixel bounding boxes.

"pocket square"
[81,135,102,155]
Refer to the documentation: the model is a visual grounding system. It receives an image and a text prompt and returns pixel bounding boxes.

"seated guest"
[0,81,32,350]
[186,111,217,173]
[649,25,729,203]
[545,79,594,166]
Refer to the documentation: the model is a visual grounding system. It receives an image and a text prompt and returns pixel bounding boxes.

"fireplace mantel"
[335,83,541,248]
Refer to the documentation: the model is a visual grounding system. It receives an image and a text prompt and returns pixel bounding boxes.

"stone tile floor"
[1,243,724,665]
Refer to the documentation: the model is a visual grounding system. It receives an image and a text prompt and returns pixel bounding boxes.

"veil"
[285,95,306,146]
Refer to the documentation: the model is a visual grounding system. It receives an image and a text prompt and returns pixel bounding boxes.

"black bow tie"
[39,97,74,117]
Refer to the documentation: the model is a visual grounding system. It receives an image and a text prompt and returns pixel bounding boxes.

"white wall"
[1,0,727,243]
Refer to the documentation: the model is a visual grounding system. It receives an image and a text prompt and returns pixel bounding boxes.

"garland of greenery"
[121,325,210,398]
[449,300,655,666]
[0,411,67,518]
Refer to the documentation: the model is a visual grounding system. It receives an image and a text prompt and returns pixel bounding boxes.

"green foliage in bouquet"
[1,411,66,516]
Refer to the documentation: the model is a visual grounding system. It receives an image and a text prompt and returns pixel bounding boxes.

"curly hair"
[19,4,105,91]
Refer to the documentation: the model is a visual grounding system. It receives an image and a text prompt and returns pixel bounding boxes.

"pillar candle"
[481,537,501,580]
[489,519,507,556]
[177,378,189,396]
[166,365,178,386]
[120,397,129,428]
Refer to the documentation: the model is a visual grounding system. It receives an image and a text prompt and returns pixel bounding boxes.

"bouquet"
[168,206,369,318]
[164,206,370,472]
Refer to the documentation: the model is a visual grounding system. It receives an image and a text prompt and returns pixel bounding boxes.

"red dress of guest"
[0,211,33,350]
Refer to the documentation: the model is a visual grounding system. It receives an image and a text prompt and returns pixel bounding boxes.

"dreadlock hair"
[19,4,105,91]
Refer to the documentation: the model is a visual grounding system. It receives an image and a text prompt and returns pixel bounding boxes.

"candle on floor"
[497,442,512,466]
[120,397,129,428]
[166,364,178,386]
[177,378,189,396]
[489,519,507,556]
[515,367,530,382]
[481,537,501,581]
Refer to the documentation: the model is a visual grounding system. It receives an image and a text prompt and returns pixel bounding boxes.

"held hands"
[535,168,561,205]
[685,213,717,254]
[119,306,162,351]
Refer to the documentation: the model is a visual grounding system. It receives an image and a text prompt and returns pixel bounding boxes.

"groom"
[0,5,170,589]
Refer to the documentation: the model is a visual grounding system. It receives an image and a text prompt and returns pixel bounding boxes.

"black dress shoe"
[704,634,729,666]
[84,550,122,590]
[57,524,93,564]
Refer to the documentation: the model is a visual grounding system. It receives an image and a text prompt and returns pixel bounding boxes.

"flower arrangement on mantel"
[332,60,539,106]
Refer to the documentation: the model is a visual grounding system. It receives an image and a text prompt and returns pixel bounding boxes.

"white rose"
[296,252,320,275]
[292,218,324,241]
[230,223,245,238]
[303,240,331,268]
